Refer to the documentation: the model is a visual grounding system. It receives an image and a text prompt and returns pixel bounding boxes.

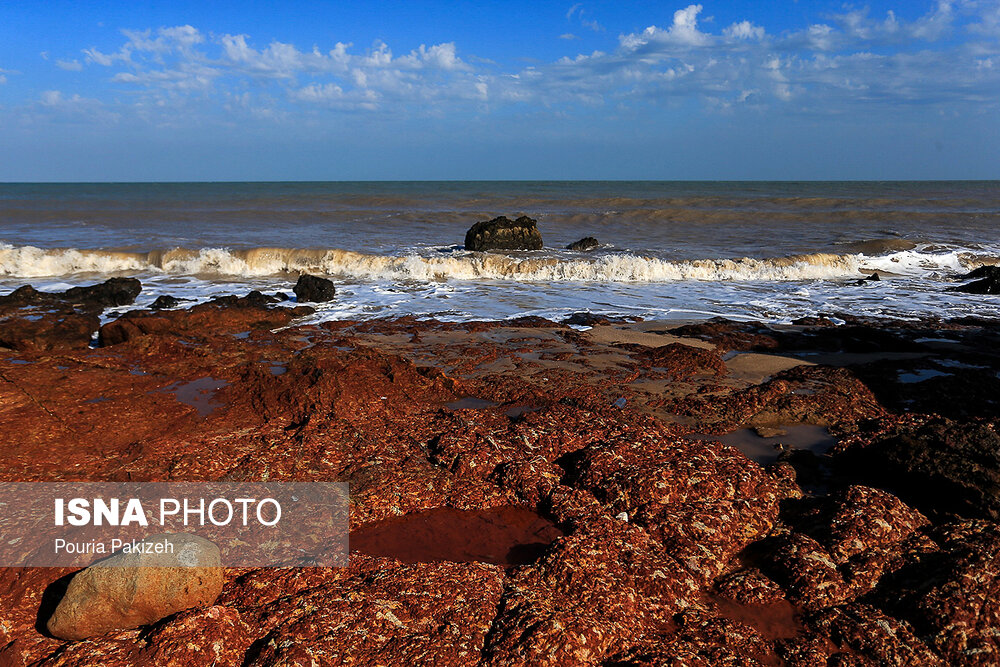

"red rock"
[0,307,99,351]
[0,307,997,664]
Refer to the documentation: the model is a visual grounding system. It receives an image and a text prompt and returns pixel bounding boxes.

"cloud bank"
[12,2,1000,129]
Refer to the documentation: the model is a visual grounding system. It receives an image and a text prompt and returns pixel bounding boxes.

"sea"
[1,181,998,324]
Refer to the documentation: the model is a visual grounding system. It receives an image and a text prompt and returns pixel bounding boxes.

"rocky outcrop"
[950,265,1000,294]
[0,278,142,309]
[0,278,143,351]
[0,309,999,664]
[293,274,336,303]
[0,309,99,351]
[46,534,223,641]
[464,215,543,251]
[837,418,1000,521]
[98,292,312,346]
[566,237,599,251]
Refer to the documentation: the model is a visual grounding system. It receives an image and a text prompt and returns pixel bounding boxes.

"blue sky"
[1,1,998,181]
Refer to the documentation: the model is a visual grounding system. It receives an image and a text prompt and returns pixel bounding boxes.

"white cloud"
[620,5,712,51]
[724,21,765,41]
[36,2,1000,124]
[56,59,84,71]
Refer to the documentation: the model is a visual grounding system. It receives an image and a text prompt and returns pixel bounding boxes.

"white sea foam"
[0,242,993,291]
[0,243,887,282]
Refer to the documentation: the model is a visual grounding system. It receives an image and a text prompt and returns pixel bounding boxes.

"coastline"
[1,284,999,664]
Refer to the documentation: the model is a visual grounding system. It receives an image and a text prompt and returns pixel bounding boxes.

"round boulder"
[46,533,224,641]
[293,274,336,303]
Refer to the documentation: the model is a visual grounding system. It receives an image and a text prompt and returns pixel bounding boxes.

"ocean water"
[1,181,998,323]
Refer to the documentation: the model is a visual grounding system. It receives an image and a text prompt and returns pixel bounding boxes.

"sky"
[0,0,998,181]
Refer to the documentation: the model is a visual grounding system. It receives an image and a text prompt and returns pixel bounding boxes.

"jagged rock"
[962,265,1000,280]
[948,265,1000,294]
[464,215,543,251]
[837,418,1000,521]
[566,237,599,251]
[46,534,223,641]
[0,278,141,309]
[208,291,282,308]
[293,274,336,303]
[0,279,142,350]
[61,278,142,308]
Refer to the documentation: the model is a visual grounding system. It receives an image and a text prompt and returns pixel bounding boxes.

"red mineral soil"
[1,289,1000,665]
[350,506,564,566]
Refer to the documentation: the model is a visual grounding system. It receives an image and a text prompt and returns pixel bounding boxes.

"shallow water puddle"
[156,377,230,417]
[350,506,564,566]
[709,595,804,641]
[505,404,542,418]
[445,396,499,410]
[897,368,951,383]
[688,424,836,465]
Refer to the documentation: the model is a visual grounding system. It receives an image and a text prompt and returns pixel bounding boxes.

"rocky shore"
[1,281,999,665]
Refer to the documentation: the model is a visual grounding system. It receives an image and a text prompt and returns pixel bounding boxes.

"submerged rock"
[149,295,187,310]
[566,237,600,252]
[464,215,543,251]
[46,534,223,641]
[293,274,336,303]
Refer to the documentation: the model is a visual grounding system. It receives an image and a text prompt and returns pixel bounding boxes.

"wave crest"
[0,243,986,283]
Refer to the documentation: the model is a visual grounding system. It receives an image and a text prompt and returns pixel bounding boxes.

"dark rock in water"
[150,295,187,310]
[293,274,336,303]
[62,277,142,307]
[209,291,283,308]
[567,237,600,252]
[961,265,1000,281]
[852,272,881,286]
[837,418,1000,521]
[949,265,1000,294]
[0,278,142,309]
[464,215,543,251]
[563,312,614,327]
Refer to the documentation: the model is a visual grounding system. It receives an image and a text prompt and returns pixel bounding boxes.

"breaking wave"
[0,243,988,284]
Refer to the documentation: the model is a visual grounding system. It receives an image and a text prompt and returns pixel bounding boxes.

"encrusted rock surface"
[464,215,544,251]
[293,273,336,303]
[0,289,999,664]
